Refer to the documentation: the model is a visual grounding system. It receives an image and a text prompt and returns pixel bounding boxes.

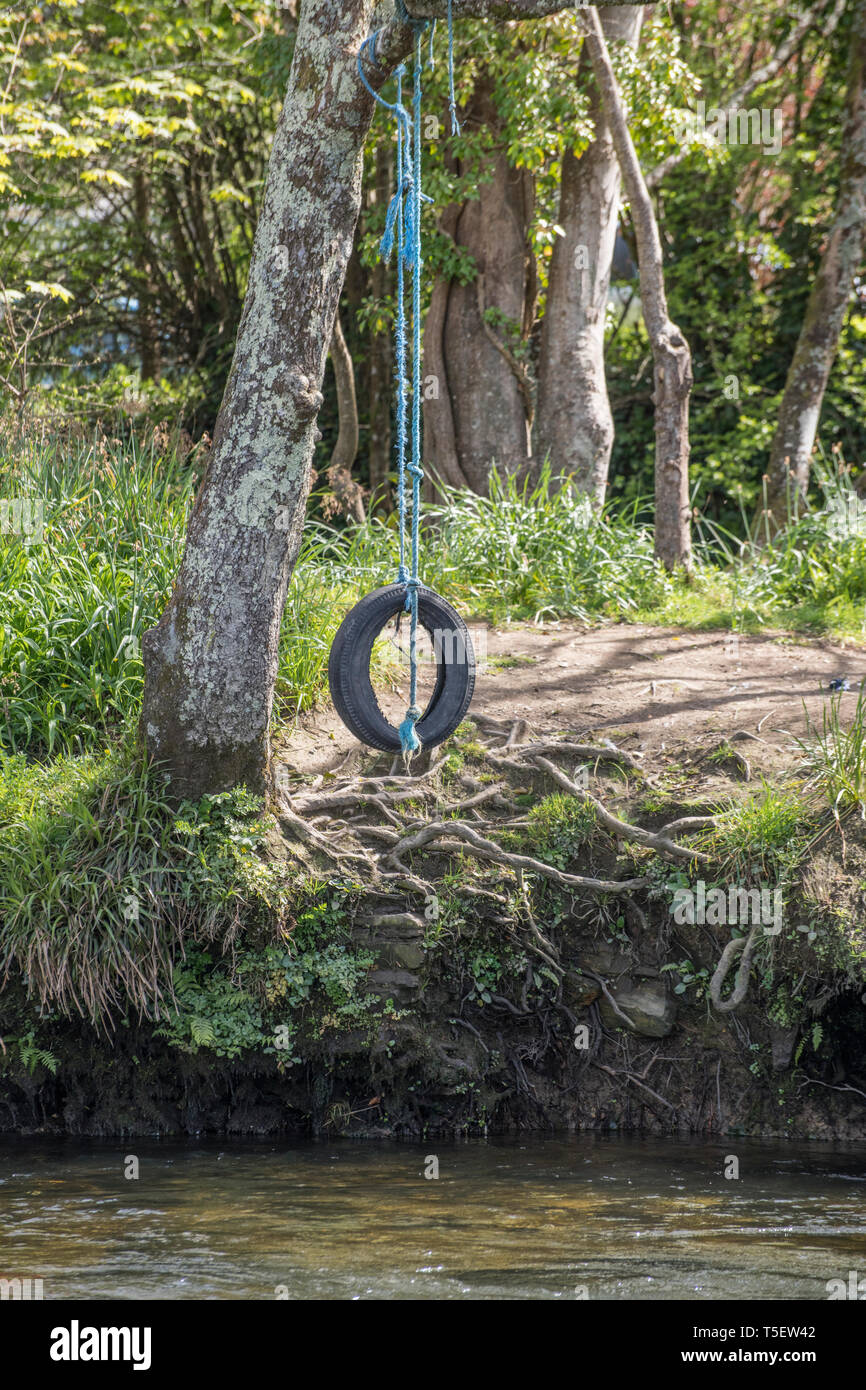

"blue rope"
[447,0,461,136]
[358,11,461,756]
[397,24,427,755]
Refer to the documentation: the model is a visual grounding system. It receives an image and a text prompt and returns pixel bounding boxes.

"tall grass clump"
[691,452,866,637]
[419,465,675,623]
[0,425,369,752]
[0,424,195,755]
[0,741,287,1023]
[797,688,866,821]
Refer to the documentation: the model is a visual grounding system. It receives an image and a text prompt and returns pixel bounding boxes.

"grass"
[4,426,866,761]
[797,688,866,820]
[699,784,811,878]
[0,740,288,1023]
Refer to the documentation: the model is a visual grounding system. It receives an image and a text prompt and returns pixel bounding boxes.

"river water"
[1,1135,864,1300]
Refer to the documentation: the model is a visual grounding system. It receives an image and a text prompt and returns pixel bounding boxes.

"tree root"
[709,923,762,1013]
[532,756,712,863]
[275,730,715,921]
[385,818,646,895]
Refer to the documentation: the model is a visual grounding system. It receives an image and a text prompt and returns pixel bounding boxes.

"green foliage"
[660,959,710,1000]
[462,942,527,1007]
[525,792,596,868]
[0,2,285,412]
[0,743,289,1022]
[13,1029,59,1077]
[797,686,866,820]
[701,784,809,877]
[154,951,266,1059]
[0,425,195,754]
[408,465,674,625]
[156,885,378,1060]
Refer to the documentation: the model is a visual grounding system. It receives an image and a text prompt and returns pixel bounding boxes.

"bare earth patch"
[277,623,866,780]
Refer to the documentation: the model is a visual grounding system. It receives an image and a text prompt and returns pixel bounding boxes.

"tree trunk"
[140,0,389,801]
[760,0,866,535]
[423,203,471,495]
[327,311,366,523]
[426,84,536,493]
[581,7,693,570]
[133,171,160,381]
[368,141,394,511]
[535,3,643,503]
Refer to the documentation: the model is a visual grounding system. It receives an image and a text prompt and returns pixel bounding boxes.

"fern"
[17,1031,58,1076]
[189,1016,217,1048]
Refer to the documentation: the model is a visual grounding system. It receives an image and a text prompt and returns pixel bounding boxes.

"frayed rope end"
[398,705,423,756]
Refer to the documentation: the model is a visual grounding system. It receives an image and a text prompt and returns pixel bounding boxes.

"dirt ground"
[277,623,866,784]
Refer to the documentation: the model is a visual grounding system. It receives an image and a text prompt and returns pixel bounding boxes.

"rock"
[580,945,635,976]
[366,969,421,1004]
[770,1025,798,1071]
[563,970,600,1008]
[354,916,426,972]
[598,978,676,1037]
[379,939,426,970]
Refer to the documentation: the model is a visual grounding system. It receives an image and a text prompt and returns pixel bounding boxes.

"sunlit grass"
[3,425,866,760]
[697,783,812,877]
[797,688,866,820]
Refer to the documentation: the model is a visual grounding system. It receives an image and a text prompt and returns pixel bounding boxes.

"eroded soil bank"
[2,626,865,1139]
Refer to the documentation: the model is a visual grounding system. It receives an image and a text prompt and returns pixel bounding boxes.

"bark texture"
[327,312,366,523]
[761,0,866,533]
[425,85,536,493]
[581,8,693,570]
[535,4,643,503]
[367,141,394,510]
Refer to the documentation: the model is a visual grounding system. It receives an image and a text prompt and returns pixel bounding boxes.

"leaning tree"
[140,0,652,802]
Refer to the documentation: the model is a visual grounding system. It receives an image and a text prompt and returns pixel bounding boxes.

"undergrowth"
[3,425,866,758]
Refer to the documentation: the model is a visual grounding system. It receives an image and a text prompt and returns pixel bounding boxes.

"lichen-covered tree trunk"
[760,0,866,535]
[368,141,394,511]
[581,7,692,570]
[535,4,643,504]
[140,0,386,800]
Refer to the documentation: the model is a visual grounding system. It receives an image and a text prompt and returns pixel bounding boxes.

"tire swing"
[329,4,475,759]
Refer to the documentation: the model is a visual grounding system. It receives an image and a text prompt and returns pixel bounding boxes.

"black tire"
[328,584,476,752]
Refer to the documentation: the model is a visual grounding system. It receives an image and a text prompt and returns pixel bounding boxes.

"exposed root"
[385,818,646,895]
[709,923,762,1013]
[274,728,710,924]
[532,756,712,864]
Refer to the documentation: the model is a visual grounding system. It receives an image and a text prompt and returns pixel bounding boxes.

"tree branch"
[407,0,653,15]
[646,0,847,190]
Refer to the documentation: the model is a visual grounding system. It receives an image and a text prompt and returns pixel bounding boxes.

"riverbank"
[2,626,866,1141]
